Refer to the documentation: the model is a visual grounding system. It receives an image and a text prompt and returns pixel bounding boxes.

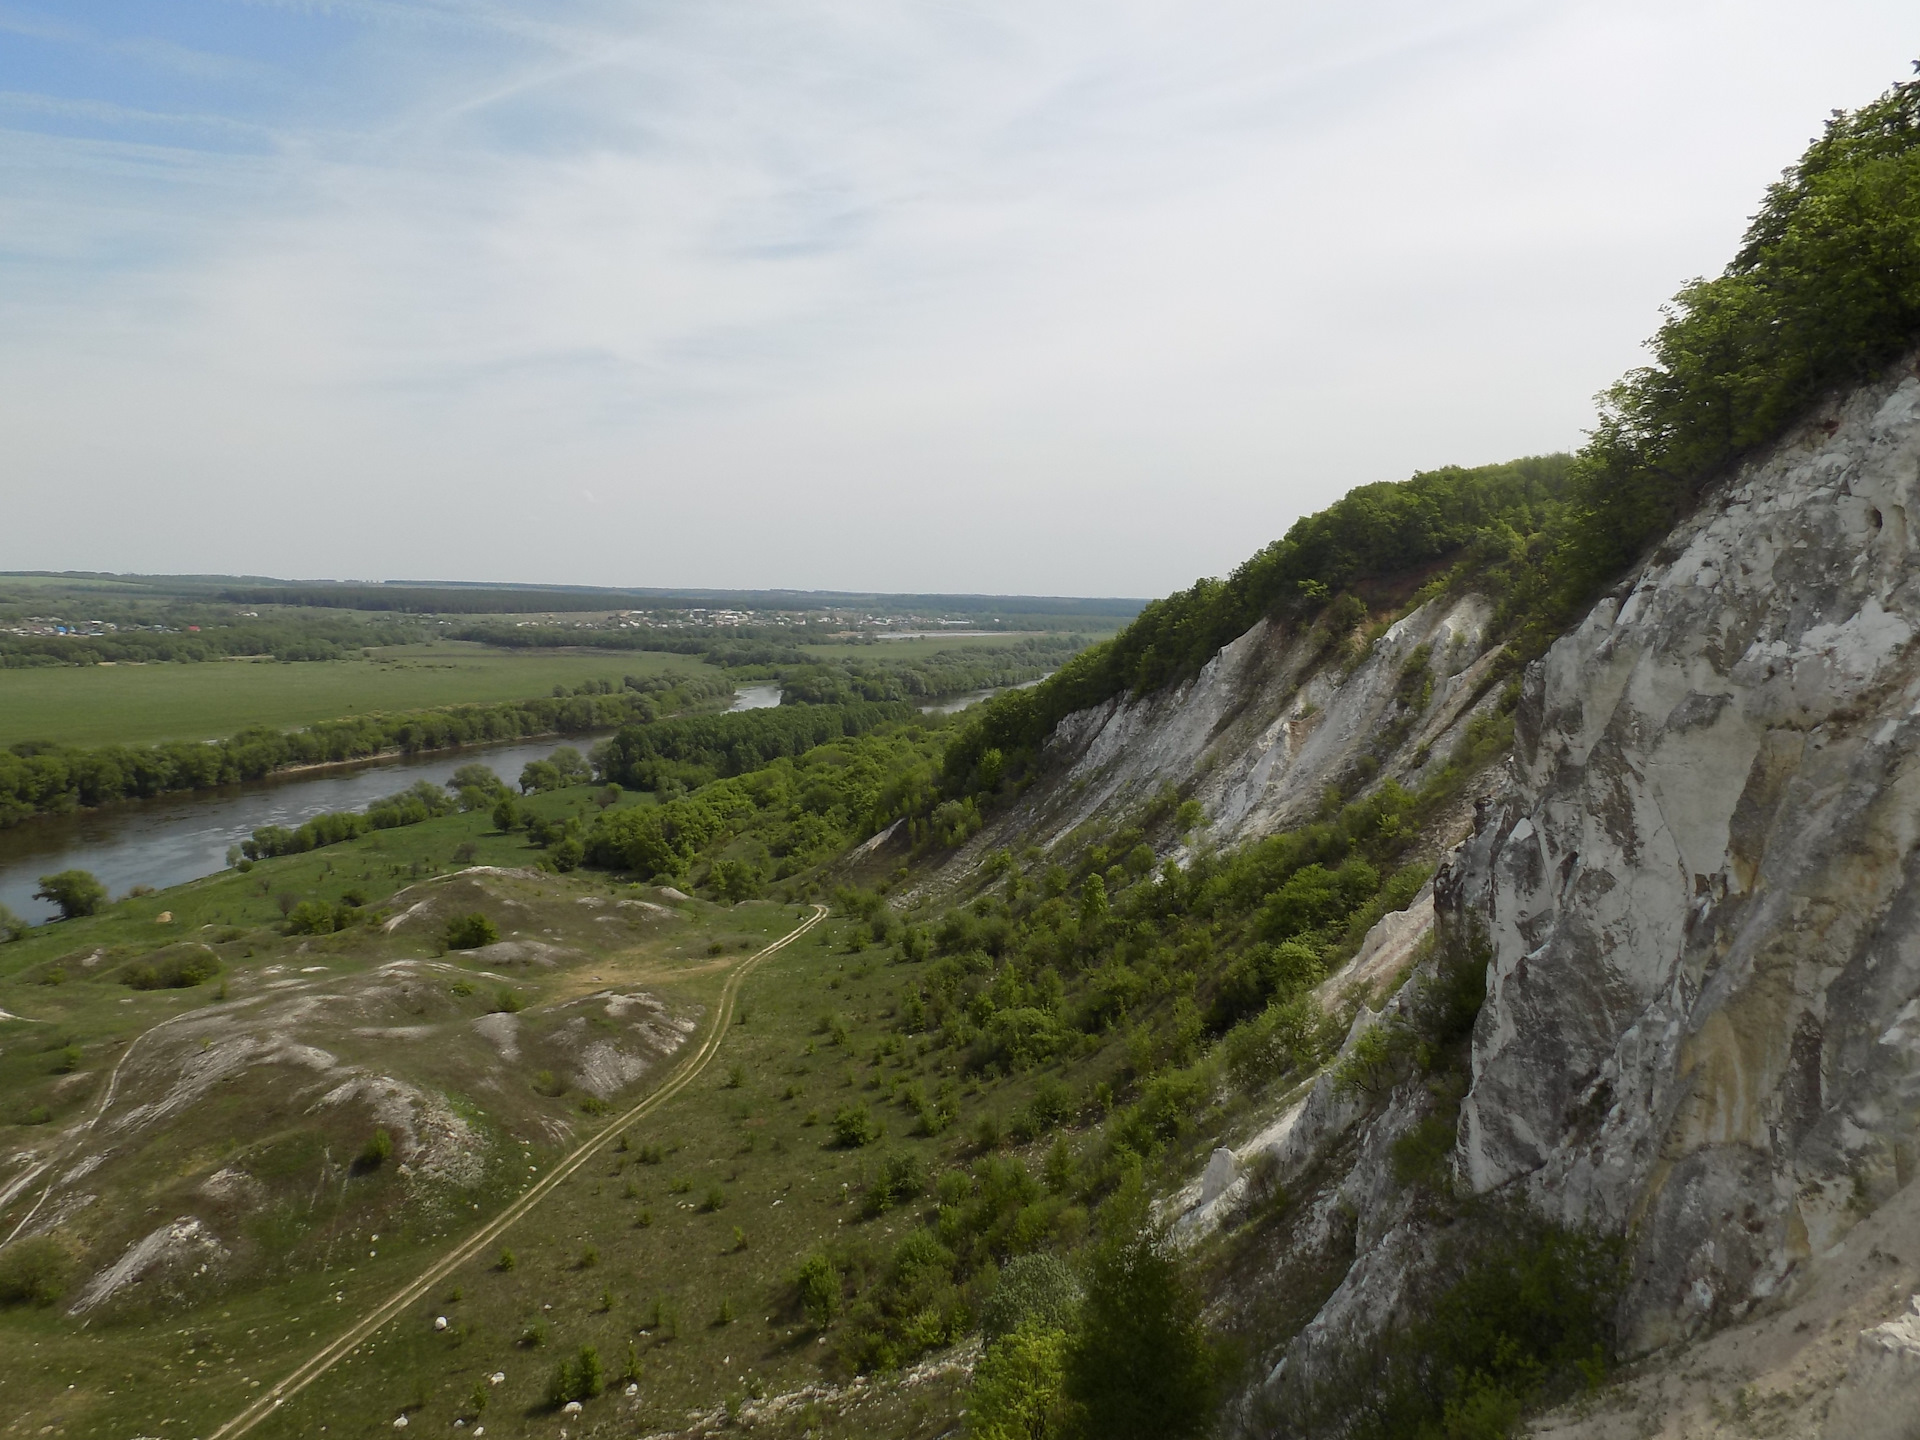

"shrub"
[0,1236,68,1306]
[795,1251,841,1328]
[446,913,499,950]
[832,1104,880,1148]
[576,1344,604,1398]
[357,1128,393,1171]
[862,1151,926,1217]
[284,900,337,936]
[982,1253,1083,1341]
[34,869,106,920]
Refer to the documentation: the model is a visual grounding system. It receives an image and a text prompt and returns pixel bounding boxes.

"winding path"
[208,902,828,1440]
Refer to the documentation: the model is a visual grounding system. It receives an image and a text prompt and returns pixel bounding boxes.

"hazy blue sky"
[1,2,1914,596]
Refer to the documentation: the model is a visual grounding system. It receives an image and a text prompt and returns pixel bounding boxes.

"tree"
[519,759,563,794]
[710,858,762,903]
[795,1251,840,1328]
[0,902,26,941]
[970,1320,1071,1440]
[491,794,522,831]
[1063,1229,1215,1440]
[1078,874,1109,932]
[550,746,592,786]
[446,763,506,798]
[34,869,105,920]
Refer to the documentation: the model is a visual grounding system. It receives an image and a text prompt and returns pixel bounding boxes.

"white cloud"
[1,0,1915,593]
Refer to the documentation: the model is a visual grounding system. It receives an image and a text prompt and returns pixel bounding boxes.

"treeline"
[596,702,918,794]
[0,613,424,667]
[454,624,815,669]
[944,71,1920,805]
[242,780,460,860]
[0,673,734,829]
[941,456,1569,794]
[779,637,1081,705]
[1561,69,1920,600]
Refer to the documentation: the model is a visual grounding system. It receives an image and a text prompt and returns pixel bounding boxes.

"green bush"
[356,1128,393,1171]
[446,913,499,950]
[0,1236,69,1306]
[33,869,106,920]
[862,1151,926,1217]
[795,1251,841,1329]
[283,900,336,936]
[832,1103,880,1148]
[982,1253,1083,1341]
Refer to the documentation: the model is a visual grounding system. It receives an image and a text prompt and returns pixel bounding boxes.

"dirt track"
[207,903,829,1440]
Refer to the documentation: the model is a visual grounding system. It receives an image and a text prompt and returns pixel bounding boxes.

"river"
[0,683,793,926]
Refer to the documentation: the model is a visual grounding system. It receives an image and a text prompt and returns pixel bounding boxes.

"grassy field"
[0,644,722,748]
[0,792,1012,1438]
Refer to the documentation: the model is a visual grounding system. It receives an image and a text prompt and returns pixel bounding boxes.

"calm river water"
[0,684,790,926]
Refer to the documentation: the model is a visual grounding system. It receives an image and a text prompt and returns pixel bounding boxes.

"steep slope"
[1110,353,1920,1437]
[930,589,1509,887]
[1440,355,1920,1431]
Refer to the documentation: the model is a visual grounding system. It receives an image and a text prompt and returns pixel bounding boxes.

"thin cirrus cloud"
[0,1,1915,596]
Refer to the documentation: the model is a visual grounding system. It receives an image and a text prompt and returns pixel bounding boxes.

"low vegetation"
[0,69,1915,1440]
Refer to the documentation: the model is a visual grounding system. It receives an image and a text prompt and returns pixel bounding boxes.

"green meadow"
[0,644,721,748]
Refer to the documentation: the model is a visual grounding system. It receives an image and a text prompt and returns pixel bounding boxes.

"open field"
[0,644,721,748]
[0,792,1027,1438]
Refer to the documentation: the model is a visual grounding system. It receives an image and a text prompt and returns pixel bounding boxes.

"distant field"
[0,643,719,747]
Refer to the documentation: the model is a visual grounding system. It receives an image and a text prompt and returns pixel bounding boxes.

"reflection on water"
[918,674,1051,716]
[0,734,611,926]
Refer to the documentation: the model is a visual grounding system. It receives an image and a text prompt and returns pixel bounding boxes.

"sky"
[0,3,1915,598]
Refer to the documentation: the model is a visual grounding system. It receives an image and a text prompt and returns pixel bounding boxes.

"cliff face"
[1442,362,1920,1364]
[987,356,1920,1434]
[922,590,1507,900]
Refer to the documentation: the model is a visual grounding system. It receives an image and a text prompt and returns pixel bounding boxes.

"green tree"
[1078,874,1109,931]
[983,1254,1082,1340]
[1063,1230,1214,1440]
[576,1344,604,1398]
[550,746,593,785]
[970,1320,1071,1440]
[446,763,506,798]
[34,869,105,920]
[519,759,563,794]
[795,1251,840,1329]
[491,794,522,831]
[710,858,762,902]
[0,902,26,941]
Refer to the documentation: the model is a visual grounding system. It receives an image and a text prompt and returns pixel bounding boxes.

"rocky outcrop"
[1438,360,1920,1357]
[922,591,1508,905]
